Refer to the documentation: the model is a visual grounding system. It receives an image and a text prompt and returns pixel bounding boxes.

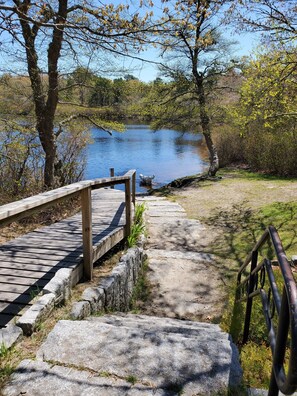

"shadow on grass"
[204,201,297,268]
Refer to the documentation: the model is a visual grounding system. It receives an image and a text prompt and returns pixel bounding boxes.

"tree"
[234,48,297,132]
[63,67,96,106]
[0,1,149,188]
[231,0,297,44]
[153,0,235,176]
[89,77,114,107]
[229,47,297,175]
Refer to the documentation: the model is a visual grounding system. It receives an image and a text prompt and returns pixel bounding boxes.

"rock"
[16,293,55,336]
[81,287,105,314]
[0,324,23,349]
[70,301,91,320]
[3,359,171,396]
[43,268,72,304]
[32,314,242,395]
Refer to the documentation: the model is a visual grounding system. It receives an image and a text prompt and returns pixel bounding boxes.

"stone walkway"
[138,196,228,322]
[3,195,242,396]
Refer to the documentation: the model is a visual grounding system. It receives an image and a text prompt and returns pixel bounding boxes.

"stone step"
[4,314,242,396]
[248,388,297,396]
[87,313,225,336]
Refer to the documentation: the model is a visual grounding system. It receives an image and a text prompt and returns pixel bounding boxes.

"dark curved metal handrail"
[236,226,297,396]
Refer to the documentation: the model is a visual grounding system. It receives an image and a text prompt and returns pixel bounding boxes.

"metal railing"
[236,226,297,396]
[0,169,136,280]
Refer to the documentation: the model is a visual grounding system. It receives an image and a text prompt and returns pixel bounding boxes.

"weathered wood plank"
[93,228,125,263]
[125,179,132,236]
[81,187,93,280]
[0,292,33,304]
[0,251,80,264]
[0,246,83,256]
[0,301,25,314]
[0,284,39,295]
[0,261,59,272]
[0,188,129,328]
[0,314,18,328]
[0,175,130,225]
[0,268,53,279]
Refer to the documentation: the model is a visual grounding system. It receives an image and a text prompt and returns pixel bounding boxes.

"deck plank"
[0,189,127,328]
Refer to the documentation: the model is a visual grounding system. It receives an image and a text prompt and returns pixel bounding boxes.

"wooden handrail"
[0,169,137,280]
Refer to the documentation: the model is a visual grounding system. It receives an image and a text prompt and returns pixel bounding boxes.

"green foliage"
[0,344,16,386]
[127,223,145,248]
[130,260,150,312]
[219,47,297,176]
[89,77,114,107]
[217,199,297,389]
[0,343,9,359]
[133,202,146,227]
[126,375,138,385]
[240,342,272,389]
[127,203,146,248]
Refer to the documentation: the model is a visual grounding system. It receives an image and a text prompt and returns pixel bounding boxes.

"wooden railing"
[0,169,136,280]
[235,226,297,396]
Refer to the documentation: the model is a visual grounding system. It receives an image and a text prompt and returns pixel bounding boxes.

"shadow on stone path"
[3,196,243,396]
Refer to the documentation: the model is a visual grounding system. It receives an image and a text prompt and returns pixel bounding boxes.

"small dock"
[0,171,136,328]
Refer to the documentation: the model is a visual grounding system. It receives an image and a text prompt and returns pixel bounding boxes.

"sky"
[106,0,262,82]
[125,31,260,82]
[0,1,261,83]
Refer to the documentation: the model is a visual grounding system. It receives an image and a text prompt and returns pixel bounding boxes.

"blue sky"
[0,1,261,82]
[119,30,260,82]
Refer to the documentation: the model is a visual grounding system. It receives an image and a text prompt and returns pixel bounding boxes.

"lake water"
[85,124,208,192]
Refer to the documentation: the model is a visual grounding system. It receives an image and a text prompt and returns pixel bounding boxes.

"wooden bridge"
[0,170,136,329]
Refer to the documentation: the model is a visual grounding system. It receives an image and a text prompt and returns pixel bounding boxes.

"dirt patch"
[167,170,297,221]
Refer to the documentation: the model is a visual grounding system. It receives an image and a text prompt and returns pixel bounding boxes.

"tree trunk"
[204,133,219,177]
[195,72,219,176]
[38,122,57,188]
[18,0,67,189]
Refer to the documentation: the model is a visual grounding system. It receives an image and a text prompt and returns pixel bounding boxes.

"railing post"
[243,250,258,343]
[81,187,93,280]
[110,168,114,189]
[132,171,136,206]
[125,178,131,237]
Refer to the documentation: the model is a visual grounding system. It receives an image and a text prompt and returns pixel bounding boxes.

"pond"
[85,124,208,193]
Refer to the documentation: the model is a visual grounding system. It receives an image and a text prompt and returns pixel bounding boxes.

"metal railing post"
[243,250,258,344]
[81,187,93,280]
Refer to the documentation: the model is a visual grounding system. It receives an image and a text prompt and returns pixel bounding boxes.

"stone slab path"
[3,195,242,396]
[4,315,241,396]
[138,196,228,322]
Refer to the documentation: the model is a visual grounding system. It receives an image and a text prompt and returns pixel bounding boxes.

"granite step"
[4,314,242,396]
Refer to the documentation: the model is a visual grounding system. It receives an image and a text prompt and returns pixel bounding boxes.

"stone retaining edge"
[70,236,147,320]
[0,235,146,345]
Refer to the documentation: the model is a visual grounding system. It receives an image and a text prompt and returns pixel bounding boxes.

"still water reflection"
[85,124,207,193]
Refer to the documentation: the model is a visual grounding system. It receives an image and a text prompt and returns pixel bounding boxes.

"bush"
[215,127,246,167]
[216,127,297,176]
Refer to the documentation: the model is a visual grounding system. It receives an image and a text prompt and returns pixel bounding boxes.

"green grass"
[206,201,297,268]
[0,344,17,387]
[218,200,297,389]
[127,203,146,248]
[218,167,297,182]
[126,375,138,385]
[129,260,150,312]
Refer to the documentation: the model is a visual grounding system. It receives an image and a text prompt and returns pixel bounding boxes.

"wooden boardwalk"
[0,188,126,329]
